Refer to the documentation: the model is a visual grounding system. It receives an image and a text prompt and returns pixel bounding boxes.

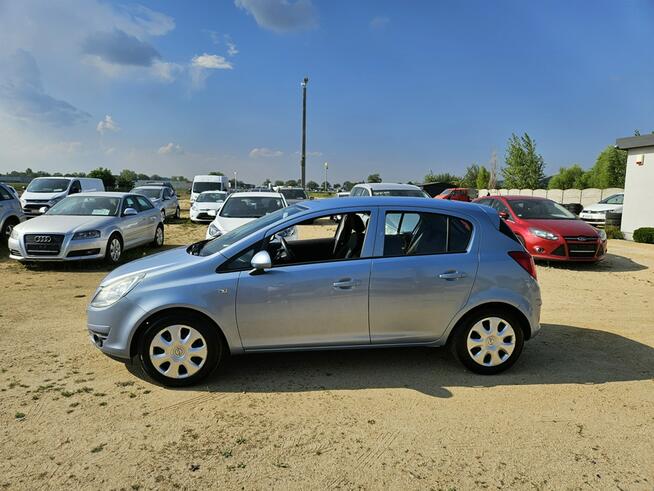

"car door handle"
[438,271,466,280]
[332,278,357,289]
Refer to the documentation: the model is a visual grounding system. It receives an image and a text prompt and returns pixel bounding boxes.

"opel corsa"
[87,197,541,387]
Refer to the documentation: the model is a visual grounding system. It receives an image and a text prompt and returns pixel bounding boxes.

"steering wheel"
[278,236,295,262]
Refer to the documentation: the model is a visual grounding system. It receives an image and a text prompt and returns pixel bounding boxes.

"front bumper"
[87,297,148,360]
[525,235,607,262]
[579,212,606,225]
[8,233,106,262]
[190,208,215,222]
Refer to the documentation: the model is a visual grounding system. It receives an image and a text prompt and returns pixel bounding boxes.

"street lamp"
[323,161,328,192]
[300,77,308,189]
[233,171,237,190]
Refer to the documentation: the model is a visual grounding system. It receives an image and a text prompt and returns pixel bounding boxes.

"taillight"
[508,250,537,280]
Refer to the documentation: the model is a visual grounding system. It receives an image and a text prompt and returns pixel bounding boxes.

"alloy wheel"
[466,317,516,367]
[149,325,208,379]
[109,238,122,262]
[155,226,164,246]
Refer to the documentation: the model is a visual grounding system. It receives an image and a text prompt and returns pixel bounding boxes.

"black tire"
[450,307,525,375]
[137,313,224,387]
[104,233,123,264]
[1,217,18,243]
[152,224,164,248]
[174,206,181,219]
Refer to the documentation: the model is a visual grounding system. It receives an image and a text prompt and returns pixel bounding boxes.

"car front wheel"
[105,233,123,264]
[152,224,164,248]
[451,309,524,374]
[137,314,224,387]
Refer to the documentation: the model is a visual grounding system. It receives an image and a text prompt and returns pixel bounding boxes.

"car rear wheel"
[152,224,164,248]
[451,309,524,374]
[138,314,224,387]
[105,233,123,264]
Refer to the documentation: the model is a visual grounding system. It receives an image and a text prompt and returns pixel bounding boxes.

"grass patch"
[15,412,26,419]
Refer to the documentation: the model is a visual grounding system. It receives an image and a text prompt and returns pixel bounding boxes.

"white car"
[191,174,229,203]
[579,194,624,226]
[20,177,104,218]
[206,192,294,240]
[190,191,228,222]
[349,182,429,197]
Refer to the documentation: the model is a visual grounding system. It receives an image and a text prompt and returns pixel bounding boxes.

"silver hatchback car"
[87,197,541,386]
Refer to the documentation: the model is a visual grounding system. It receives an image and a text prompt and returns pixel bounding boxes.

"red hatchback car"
[474,195,607,262]
[435,188,476,202]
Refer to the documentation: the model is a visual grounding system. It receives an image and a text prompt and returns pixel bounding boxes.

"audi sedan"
[8,193,164,263]
[87,197,541,387]
[474,195,607,262]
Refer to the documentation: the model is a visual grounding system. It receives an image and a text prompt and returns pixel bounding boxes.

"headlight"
[208,223,221,237]
[191,203,197,210]
[529,228,558,240]
[72,230,101,240]
[10,228,19,240]
[597,229,607,241]
[90,273,145,308]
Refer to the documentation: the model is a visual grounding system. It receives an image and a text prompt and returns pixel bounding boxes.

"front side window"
[122,196,140,214]
[383,211,472,256]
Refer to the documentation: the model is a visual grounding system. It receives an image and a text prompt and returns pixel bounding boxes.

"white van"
[20,177,105,217]
[191,175,230,203]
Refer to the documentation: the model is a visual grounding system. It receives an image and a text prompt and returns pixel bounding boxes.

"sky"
[0,0,652,185]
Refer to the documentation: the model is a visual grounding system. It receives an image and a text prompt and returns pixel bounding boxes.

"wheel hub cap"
[466,317,516,367]
[149,325,208,379]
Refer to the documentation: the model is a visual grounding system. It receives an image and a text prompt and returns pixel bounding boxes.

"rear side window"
[383,212,473,256]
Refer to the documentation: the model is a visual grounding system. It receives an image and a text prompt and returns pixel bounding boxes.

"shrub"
[604,226,624,240]
[633,227,654,244]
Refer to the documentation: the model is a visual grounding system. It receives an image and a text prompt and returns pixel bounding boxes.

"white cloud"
[96,115,119,135]
[226,41,239,57]
[151,60,183,82]
[250,147,283,158]
[370,16,390,30]
[235,0,317,33]
[158,142,184,155]
[191,54,233,70]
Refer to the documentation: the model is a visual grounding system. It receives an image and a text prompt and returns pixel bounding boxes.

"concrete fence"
[478,188,624,206]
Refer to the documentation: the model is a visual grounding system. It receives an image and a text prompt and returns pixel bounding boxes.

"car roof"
[227,191,284,198]
[132,185,165,190]
[353,182,421,190]
[73,192,129,198]
[198,190,227,194]
[300,196,493,214]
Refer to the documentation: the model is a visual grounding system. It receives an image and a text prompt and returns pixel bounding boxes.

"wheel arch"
[129,306,230,358]
[1,214,20,230]
[446,301,532,344]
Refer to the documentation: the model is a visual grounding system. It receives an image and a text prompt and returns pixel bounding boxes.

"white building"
[616,134,654,240]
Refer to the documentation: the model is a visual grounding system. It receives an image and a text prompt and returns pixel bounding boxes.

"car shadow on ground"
[127,323,654,398]
[537,252,647,273]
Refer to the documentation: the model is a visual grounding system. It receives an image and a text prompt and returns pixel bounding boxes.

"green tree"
[306,180,319,190]
[88,167,116,189]
[367,173,382,183]
[585,146,627,188]
[342,180,355,191]
[273,180,285,187]
[502,133,545,188]
[476,165,490,189]
[209,171,224,176]
[424,171,460,184]
[285,179,298,187]
[548,164,586,190]
[333,183,341,189]
[116,169,138,189]
[136,173,150,180]
[459,164,479,187]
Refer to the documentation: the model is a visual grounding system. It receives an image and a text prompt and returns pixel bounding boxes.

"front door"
[369,209,478,343]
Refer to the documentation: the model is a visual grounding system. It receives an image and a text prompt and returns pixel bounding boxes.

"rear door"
[369,207,478,343]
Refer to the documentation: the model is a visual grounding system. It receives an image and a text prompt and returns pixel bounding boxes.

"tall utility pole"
[300,77,308,189]
[323,161,328,192]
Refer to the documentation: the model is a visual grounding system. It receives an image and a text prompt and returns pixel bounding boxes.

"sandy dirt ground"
[0,210,653,490]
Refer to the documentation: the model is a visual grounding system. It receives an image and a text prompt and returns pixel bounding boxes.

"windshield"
[26,178,71,193]
[197,192,227,203]
[507,199,576,220]
[279,189,307,200]
[132,188,161,199]
[219,196,285,218]
[372,189,426,197]
[193,181,223,193]
[47,196,120,216]
[599,194,623,205]
[197,205,304,256]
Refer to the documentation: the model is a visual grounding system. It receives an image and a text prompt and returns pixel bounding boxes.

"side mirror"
[250,250,272,273]
[39,206,48,214]
[498,211,509,220]
[123,207,138,216]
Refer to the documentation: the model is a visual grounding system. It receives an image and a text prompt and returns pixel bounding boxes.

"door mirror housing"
[123,207,138,216]
[250,250,272,273]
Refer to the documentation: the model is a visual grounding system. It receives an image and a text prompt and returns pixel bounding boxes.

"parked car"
[579,193,624,227]
[205,191,290,240]
[87,196,541,387]
[20,177,104,218]
[8,193,164,263]
[191,175,230,203]
[190,191,228,222]
[1,183,25,243]
[131,185,180,221]
[435,188,478,202]
[337,191,350,197]
[349,182,429,197]
[275,187,309,205]
[474,195,607,262]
